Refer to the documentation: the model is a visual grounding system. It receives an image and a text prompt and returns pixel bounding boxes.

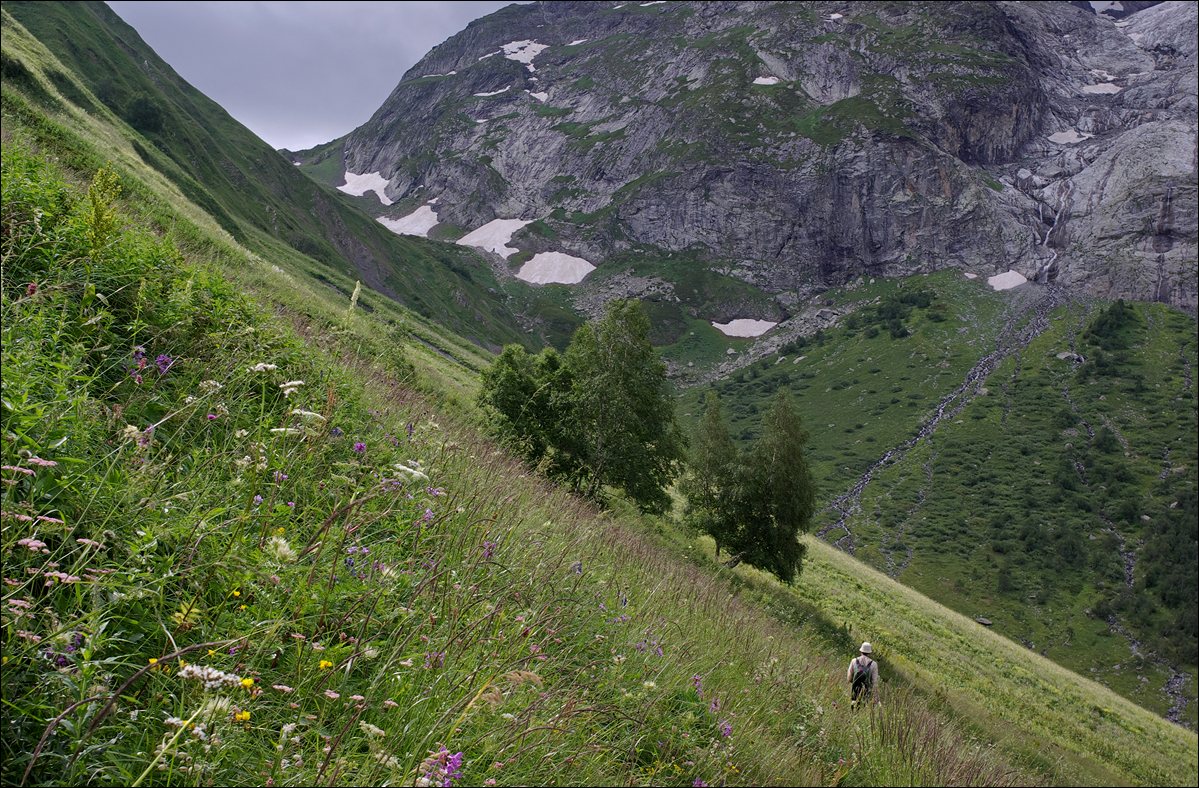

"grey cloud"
[108,1,516,150]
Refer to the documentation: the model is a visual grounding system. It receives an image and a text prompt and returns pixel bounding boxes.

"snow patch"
[568,38,589,46]
[530,91,549,102]
[827,12,844,21]
[457,218,535,257]
[338,171,393,205]
[1081,83,1122,94]
[292,161,302,166]
[502,40,549,66]
[478,51,499,61]
[475,119,489,124]
[474,86,511,97]
[640,1,666,5]
[516,252,596,284]
[1047,129,1093,144]
[963,272,978,280]
[987,270,1028,291]
[753,76,781,85]
[421,70,458,78]
[377,204,439,238]
[711,319,777,337]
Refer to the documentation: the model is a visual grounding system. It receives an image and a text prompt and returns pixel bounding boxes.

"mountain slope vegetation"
[1,3,1196,787]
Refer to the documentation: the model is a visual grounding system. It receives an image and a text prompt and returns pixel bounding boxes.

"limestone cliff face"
[314,0,1196,313]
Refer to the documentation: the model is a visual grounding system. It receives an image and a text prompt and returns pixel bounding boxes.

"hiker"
[847,641,879,708]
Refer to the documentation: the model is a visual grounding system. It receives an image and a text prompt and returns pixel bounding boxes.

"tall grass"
[1,137,1031,786]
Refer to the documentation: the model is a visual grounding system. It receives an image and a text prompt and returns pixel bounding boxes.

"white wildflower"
[199,380,223,394]
[643,681,657,690]
[265,535,297,563]
[199,695,233,719]
[392,461,429,482]
[359,721,385,738]
[249,363,278,373]
[279,380,304,398]
[235,429,249,438]
[290,409,325,421]
[179,664,242,690]
[120,424,141,442]
[270,428,303,435]
[165,716,187,729]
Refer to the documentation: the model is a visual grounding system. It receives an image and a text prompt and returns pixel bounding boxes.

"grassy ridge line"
[787,536,1198,786]
[0,9,491,408]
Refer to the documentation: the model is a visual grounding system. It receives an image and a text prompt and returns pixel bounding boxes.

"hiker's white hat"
[859,642,873,654]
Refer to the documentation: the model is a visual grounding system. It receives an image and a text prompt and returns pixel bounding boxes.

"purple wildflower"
[207,414,217,421]
[693,780,709,787]
[570,561,583,575]
[406,422,415,439]
[273,471,288,482]
[427,486,445,497]
[132,347,147,368]
[482,540,496,560]
[692,674,703,699]
[137,427,154,447]
[424,651,445,669]
[719,719,733,738]
[353,442,366,454]
[423,508,435,523]
[253,495,263,506]
[709,698,720,713]
[155,354,174,374]
[418,745,464,788]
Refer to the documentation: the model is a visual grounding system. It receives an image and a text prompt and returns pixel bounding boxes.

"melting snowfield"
[473,86,511,97]
[501,40,549,71]
[987,270,1028,291]
[529,91,549,102]
[1048,129,1093,144]
[338,171,393,205]
[377,204,438,238]
[711,319,777,337]
[753,76,781,85]
[456,219,534,257]
[516,252,596,284]
[1081,83,1122,94]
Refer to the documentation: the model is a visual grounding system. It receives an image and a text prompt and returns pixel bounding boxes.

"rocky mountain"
[298,0,1197,325]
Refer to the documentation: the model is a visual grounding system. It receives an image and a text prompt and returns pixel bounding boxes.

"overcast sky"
[108,1,516,151]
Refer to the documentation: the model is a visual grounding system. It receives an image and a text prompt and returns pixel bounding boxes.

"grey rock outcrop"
[311,0,1196,317]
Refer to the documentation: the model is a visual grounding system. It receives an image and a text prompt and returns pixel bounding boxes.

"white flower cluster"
[392,460,429,482]
[265,535,297,563]
[199,380,224,395]
[178,664,242,690]
[279,380,304,397]
[249,363,278,373]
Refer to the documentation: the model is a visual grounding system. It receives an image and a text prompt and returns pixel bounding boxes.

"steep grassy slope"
[2,4,1196,785]
[2,1,527,351]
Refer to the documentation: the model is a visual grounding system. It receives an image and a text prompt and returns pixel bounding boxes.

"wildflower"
[382,699,399,709]
[643,681,657,690]
[239,604,248,611]
[155,355,174,374]
[273,684,295,693]
[231,590,241,598]
[2,466,35,477]
[179,664,243,690]
[330,426,344,438]
[273,471,288,482]
[318,659,333,670]
[392,461,428,482]
[249,362,278,373]
[290,409,325,421]
[692,675,704,699]
[693,780,709,787]
[148,658,159,666]
[207,414,217,421]
[417,746,464,788]
[270,428,303,435]
[199,380,223,394]
[570,561,583,575]
[266,536,297,563]
[719,720,733,738]
[25,282,37,297]
[76,538,102,548]
[353,442,366,454]
[279,380,304,397]
[423,508,435,523]
[359,721,385,738]
[16,538,49,553]
[709,698,720,713]
[26,457,57,467]
[254,495,263,506]
[234,710,250,722]
[482,540,496,560]
[235,429,249,438]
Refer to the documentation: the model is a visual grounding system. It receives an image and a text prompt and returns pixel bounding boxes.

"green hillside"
[1,3,1196,786]
[2,0,527,351]
[681,276,1198,727]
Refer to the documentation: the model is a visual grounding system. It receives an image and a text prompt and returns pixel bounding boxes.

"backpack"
[850,657,873,700]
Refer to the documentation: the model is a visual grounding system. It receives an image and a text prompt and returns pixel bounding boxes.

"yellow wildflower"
[241,677,254,689]
[319,659,333,670]
[234,710,250,722]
